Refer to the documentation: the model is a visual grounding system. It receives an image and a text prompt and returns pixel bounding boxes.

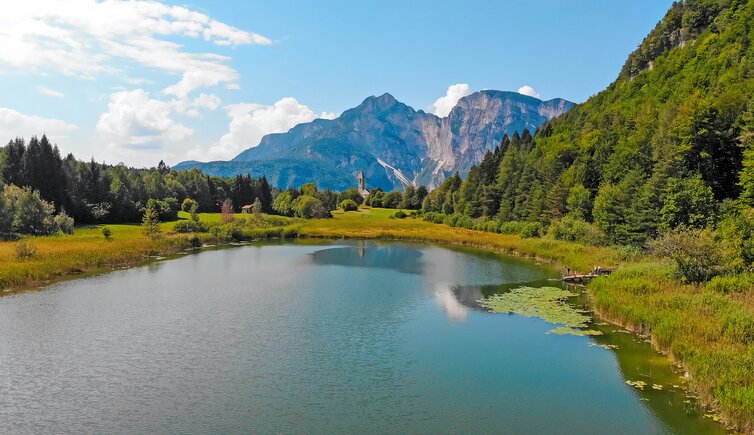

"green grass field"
[0,206,752,431]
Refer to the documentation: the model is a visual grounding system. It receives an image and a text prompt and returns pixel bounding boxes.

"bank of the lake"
[0,240,729,434]
[0,207,751,432]
[0,214,301,295]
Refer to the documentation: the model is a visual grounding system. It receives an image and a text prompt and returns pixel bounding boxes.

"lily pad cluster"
[479,286,601,336]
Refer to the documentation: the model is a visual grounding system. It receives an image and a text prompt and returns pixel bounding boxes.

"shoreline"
[0,209,750,432]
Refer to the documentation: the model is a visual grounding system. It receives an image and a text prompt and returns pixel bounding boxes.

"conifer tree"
[251,197,263,216]
[258,176,273,212]
[2,138,25,186]
[141,200,161,240]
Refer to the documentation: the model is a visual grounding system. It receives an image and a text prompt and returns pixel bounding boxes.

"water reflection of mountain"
[309,245,424,275]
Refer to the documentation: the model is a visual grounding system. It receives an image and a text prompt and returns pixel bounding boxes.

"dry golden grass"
[0,224,188,292]
[300,207,625,272]
[0,211,293,294]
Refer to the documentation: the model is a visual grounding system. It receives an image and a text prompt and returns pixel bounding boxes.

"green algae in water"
[479,286,601,336]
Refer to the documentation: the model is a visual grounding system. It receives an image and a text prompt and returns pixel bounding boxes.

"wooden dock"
[562,273,599,283]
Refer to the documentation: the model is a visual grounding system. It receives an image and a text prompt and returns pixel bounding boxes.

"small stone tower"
[357,170,369,198]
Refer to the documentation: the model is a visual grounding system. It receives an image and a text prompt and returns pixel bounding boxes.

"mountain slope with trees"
[425,0,754,246]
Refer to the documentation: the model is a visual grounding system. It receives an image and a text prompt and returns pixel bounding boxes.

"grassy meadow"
[0,206,752,431]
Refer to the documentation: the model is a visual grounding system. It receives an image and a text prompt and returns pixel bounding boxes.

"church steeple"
[357,170,369,198]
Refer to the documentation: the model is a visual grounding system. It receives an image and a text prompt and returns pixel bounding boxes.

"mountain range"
[175,91,573,191]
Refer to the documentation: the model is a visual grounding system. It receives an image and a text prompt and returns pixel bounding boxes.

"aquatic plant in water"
[479,286,601,336]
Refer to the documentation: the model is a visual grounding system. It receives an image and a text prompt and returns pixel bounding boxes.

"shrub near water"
[498,221,542,238]
[173,220,207,233]
[292,195,330,218]
[54,212,75,235]
[340,199,358,212]
[548,215,604,245]
[705,273,754,295]
[14,240,36,259]
[423,212,542,238]
[650,228,741,283]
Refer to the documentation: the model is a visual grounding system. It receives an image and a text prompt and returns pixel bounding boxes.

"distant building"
[357,170,369,198]
[241,204,253,214]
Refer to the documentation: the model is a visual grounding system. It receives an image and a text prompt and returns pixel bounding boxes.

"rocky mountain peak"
[356,92,401,112]
[176,90,574,191]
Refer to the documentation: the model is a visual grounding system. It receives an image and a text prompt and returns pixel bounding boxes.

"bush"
[649,228,742,283]
[54,211,75,235]
[498,221,542,238]
[423,212,541,238]
[101,226,112,240]
[292,195,330,219]
[246,214,292,229]
[706,274,754,294]
[281,227,299,238]
[145,198,177,221]
[366,190,384,207]
[181,198,198,213]
[208,222,245,242]
[173,220,207,233]
[548,215,604,245]
[613,244,644,262]
[7,186,56,235]
[340,188,364,206]
[273,192,294,216]
[187,235,202,248]
[14,240,36,259]
[225,224,245,241]
[423,211,444,224]
[717,206,754,267]
[382,192,402,209]
[340,199,358,212]
[394,210,407,219]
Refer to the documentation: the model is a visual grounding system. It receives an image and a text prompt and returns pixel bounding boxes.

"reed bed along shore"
[0,207,751,431]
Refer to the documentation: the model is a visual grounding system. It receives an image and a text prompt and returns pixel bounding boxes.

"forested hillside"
[424,0,754,247]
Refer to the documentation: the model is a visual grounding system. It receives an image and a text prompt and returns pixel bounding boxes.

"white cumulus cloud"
[192,93,222,111]
[517,85,541,99]
[195,97,337,161]
[0,108,78,143]
[432,83,471,117]
[96,89,193,166]
[0,1,270,96]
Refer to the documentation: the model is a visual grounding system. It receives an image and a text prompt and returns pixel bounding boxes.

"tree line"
[0,134,429,237]
[0,135,279,235]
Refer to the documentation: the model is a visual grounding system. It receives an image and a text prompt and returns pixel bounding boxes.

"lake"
[0,241,726,434]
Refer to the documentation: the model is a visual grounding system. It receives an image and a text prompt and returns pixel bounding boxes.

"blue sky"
[0,0,673,167]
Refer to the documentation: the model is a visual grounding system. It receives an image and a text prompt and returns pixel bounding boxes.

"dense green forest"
[0,135,281,235]
[423,0,754,276]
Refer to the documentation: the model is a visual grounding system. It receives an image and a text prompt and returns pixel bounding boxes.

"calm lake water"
[0,241,727,434]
